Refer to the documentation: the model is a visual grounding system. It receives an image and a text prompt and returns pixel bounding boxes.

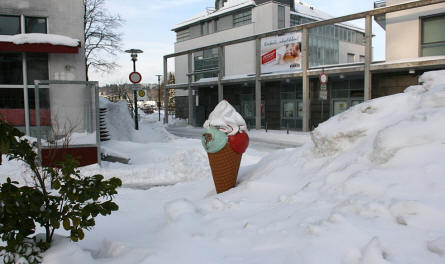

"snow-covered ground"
[2,70,445,263]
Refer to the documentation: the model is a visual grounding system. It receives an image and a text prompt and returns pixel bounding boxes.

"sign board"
[261,32,302,74]
[129,72,142,84]
[319,73,328,85]
[138,90,145,97]
[320,83,327,91]
[319,89,328,101]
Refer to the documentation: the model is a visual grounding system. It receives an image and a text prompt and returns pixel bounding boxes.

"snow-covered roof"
[0,33,80,47]
[173,0,364,33]
[172,0,256,31]
[292,1,365,33]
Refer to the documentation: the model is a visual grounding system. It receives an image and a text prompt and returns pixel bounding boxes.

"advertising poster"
[261,31,302,74]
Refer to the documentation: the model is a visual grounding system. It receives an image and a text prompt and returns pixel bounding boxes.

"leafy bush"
[0,119,122,263]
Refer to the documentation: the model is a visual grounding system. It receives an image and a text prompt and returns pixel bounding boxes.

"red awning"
[0,41,80,54]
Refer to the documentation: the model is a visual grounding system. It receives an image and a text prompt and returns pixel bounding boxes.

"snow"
[0,33,80,47]
[1,70,445,263]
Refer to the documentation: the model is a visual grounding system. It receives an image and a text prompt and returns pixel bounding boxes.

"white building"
[375,0,445,61]
[0,0,100,166]
[0,0,86,135]
[171,0,366,130]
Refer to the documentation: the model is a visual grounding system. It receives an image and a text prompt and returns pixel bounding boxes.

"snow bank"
[99,97,175,143]
[140,69,445,264]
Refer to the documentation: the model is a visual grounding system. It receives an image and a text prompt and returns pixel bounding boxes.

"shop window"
[28,88,50,109]
[27,53,49,85]
[233,9,251,27]
[0,88,24,109]
[0,53,23,85]
[421,14,445,56]
[25,17,47,33]
[278,5,285,29]
[0,15,20,35]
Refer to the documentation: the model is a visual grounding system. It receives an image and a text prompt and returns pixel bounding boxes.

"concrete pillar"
[255,38,262,129]
[364,15,372,101]
[187,53,194,126]
[218,46,225,102]
[163,57,168,124]
[302,28,310,132]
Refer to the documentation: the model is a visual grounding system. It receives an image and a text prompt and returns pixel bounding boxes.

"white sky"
[89,0,386,85]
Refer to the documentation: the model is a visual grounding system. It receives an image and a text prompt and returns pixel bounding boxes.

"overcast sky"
[89,0,386,85]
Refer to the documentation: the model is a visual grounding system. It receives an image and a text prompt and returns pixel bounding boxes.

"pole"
[163,57,168,124]
[132,59,139,130]
[156,75,162,121]
[255,38,261,129]
[364,15,373,101]
[302,27,310,132]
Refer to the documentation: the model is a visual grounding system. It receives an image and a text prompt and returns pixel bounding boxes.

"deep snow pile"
[39,70,445,264]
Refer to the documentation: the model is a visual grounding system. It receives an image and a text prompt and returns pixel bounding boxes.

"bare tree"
[84,0,123,80]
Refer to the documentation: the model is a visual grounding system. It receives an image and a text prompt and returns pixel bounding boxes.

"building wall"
[1,0,88,134]
[174,23,255,53]
[2,0,86,81]
[386,0,445,60]
[339,41,365,64]
[225,40,256,76]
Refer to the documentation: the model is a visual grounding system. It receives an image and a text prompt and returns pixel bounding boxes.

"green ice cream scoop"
[201,127,228,153]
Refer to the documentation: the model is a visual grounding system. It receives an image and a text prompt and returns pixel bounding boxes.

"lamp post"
[125,49,143,130]
[156,74,162,121]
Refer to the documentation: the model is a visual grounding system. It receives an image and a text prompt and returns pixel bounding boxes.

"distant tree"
[167,72,176,112]
[84,0,123,80]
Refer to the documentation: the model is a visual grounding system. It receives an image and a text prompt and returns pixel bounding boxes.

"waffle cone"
[207,143,242,193]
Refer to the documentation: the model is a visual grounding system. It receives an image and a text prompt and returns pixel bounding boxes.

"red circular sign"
[129,72,142,84]
[319,73,328,85]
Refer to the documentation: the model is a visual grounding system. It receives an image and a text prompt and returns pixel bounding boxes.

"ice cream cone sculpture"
[201,100,249,193]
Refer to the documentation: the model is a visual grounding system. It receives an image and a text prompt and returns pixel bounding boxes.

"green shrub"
[0,119,122,263]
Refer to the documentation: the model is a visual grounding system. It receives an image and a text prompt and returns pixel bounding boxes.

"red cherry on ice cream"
[228,131,249,154]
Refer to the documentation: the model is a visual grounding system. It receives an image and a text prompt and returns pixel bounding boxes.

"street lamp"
[155,74,162,121]
[125,49,143,130]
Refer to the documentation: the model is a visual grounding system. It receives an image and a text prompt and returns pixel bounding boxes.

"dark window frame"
[0,15,21,35]
[233,9,252,27]
[25,16,47,33]
[420,13,445,57]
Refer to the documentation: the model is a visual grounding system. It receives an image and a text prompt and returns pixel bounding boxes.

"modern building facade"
[0,0,86,136]
[171,0,366,130]
[165,0,445,131]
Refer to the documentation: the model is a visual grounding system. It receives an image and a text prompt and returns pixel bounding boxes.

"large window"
[25,17,47,33]
[27,53,49,85]
[233,9,251,27]
[421,14,445,56]
[278,6,285,29]
[194,48,219,81]
[0,53,23,85]
[0,88,24,109]
[0,15,20,35]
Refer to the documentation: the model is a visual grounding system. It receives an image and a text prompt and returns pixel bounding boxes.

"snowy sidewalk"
[166,122,310,148]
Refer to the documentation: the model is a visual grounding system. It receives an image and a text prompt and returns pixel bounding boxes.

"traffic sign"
[319,73,328,85]
[320,83,327,90]
[129,72,142,84]
[138,90,145,97]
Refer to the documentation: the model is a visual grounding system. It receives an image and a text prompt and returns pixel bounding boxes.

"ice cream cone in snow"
[202,100,249,194]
